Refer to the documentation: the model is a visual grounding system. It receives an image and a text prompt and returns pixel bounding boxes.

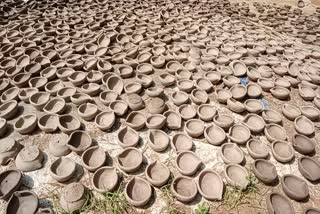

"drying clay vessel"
[262,109,283,124]
[264,124,287,142]
[117,147,143,173]
[29,92,50,110]
[185,119,204,138]
[164,110,181,130]
[228,124,251,145]
[67,131,92,154]
[0,170,22,200]
[146,97,166,114]
[298,156,320,181]
[146,114,166,129]
[197,104,216,122]
[14,113,37,134]
[38,114,59,133]
[127,93,144,111]
[95,111,115,131]
[281,174,309,201]
[243,114,265,133]
[58,115,81,134]
[292,134,316,155]
[253,159,277,184]
[246,83,262,98]
[171,91,189,106]
[15,145,43,172]
[213,114,234,129]
[197,169,223,200]
[49,157,76,182]
[5,191,38,214]
[125,177,152,207]
[227,98,245,113]
[191,89,208,105]
[271,141,294,163]
[282,104,301,121]
[126,111,145,130]
[175,151,201,176]
[171,176,198,203]
[99,90,118,106]
[0,138,21,165]
[224,164,249,189]
[117,126,139,148]
[49,140,71,157]
[215,89,232,104]
[246,139,269,159]
[81,146,106,172]
[60,182,87,213]
[70,93,92,106]
[266,192,295,214]
[294,116,315,136]
[244,99,264,114]
[204,124,226,146]
[57,87,76,102]
[92,167,118,193]
[221,143,244,164]
[171,133,193,152]
[18,88,39,103]
[0,100,19,119]
[300,106,320,121]
[148,130,170,152]
[145,161,170,187]
[109,100,128,116]
[77,103,99,121]
[178,104,197,120]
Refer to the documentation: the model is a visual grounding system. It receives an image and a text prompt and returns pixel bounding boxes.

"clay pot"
[60,182,87,213]
[56,68,74,80]
[29,92,50,111]
[257,78,274,91]
[229,60,247,77]
[14,113,37,134]
[292,133,316,155]
[204,71,221,84]
[177,79,194,93]
[66,131,92,154]
[18,88,38,103]
[137,63,153,75]
[70,93,92,106]
[171,176,197,203]
[171,91,189,106]
[126,111,145,130]
[80,83,100,96]
[298,156,320,181]
[125,177,152,207]
[213,114,234,130]
[148,129,169,152]
[282,104,301,120]
[266,192,295,214]
[109,100,128,116]
[204,124,226,146]
[0,170,22,200]
[246,83,262,98]
[5,191,38,214]
[159,73,175,86]
[185,119,204,138]
[175,151,201,176]
[116,147,143,173]
[253,159,277,184]
[146,87,164,97]
[117,126,139,148]
[145,161,170,187]
[92,167,118,193]
[15,145,43,172]
[300,106,320,121]
[146,97,165,114]
[227,98,245,113]
[197,169,223,200]
[58,115,81,134]
[40,66,56,80]
[95,111,115,131]
[126,93,144,111]
[304,207,320,214]
[1,87,19,103]
[99,90,118,106]
[246,139,269,159]
[299,85,315,101]
[81,146,106,172]
[264,124,287,142]
[281,174,309,201]
[243,114,265,133]
[230,84,247,100]
[223,75,240,88]
[294,116,315,136]
[164,110,181,130]
[49,140,70,157]
[262,109,283,124]
[12,73,31,88]
[45,80,65,96]
[244,99,264,114]
[106,75,124,95]
[221,143,244,164]
[190,89,208,105]
[195,78,212,92]
[57,87,76,102]
[77,103,98,121]
[0,138,20,165]
[224,164,248,189]
[171,133,193,152]
[197,104,216,122]
[271,141,294,163]
[270,86,290,100]
[178,104,196,120]
[43,98,66,115]
[50,157,76,182]
[215,88,232,104]
[228,124,251,145]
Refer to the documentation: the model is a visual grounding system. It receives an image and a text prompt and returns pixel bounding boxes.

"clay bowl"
[126,111,145,130]
[266,192,295,214]
[70,93,92,106]
[171,133,192,152]
[244,99,264,114]
[28,77,48,90]
[124,82,142,95]
[15,145,43,172]
[0,118,7,137]
[0,100,18,119]
[246,83,262,98]
[171,91,189,106]
[136,74,152,88]
[40,66,57,80]
[243,114,265,133]
[99,90,118,106]
[43,98,66,115]
[66,130,92,154]
[136,63,153,75]
[281,174,309,201]
[45,80,64,96]
[221,143,244,164]
[197,104,216,122]
[299,85,315,101]
[68,71,87,86]
[227,98,245,113]
[304,208,320,214]
[270,86,290,100]
[264,124,287,142]
[59,182,87,213]
[125,177,152,207]
[185,119,204,138]
[146,97,166,114]
[0,170,22,200]
[164,110,181,130]
[148,129,169,152]
[29,92,50,110]
[92,167,118,193]
[257,78,274,91]
[56,68,74,80]
[0,138,21,165]
[190,89,208,105]
[224,164,248,189]
[5,191,38,214]
[300,106,320,121]
[271,141,294,163]
[77,103,98,121]
[292,133,316,155]
[246,139,269,159]
[57,87,76,102]
[213,114,234,130]
[282,103,301,121]
[159,73,175,87]
[228,124,251,145]
[223,75,240,88]
[14,113,37,134]
[253,159,277,184]
[230,60,247,77]
[109,100,128,116]
[18,88,38,103]
[262,109,283,124]
[197,169,223,200]
[81,146,106,172]
[178,104,196,120]
[177,79,194,93]
[95,111,115,131]
[1,87,19,103]
[58,115,81,134]
[171,176,198,203]
[230,84,247,100]
[204,71,221,84]
[175,151,201,176]
[117,126,139,148]
[12,73,31,88]
[49,157,76,182]
[106,75,124,95]
[146,87,164,97]
[80,83,100,96]
[116,147,143,173]
[215,88,232,104]
[196,78,213,92]
[298,156,320,181]
[145,161,170,187]
[294,116,315,136]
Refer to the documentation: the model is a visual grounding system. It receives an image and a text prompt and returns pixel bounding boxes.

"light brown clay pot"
[300,106,320,121]
[145,161,170,187]
[95,111,115,131]
[106,75,124,95]
[246,139,269,159]
[298,156,320,181]
[262,109,283,124]
[253,159,277,184]
[29,92,50,111]
[57,87,76,102]
[197,104,216,122]
[292,133,316,155]
[171,176,197,203]
[126,111,145,130]
[14,113,37,134]
[146,97,166,114]
[81,146,106,172]
[92,166,118,193]
[185,119,204,138]
[66,130,92,154]
[49,157,76,182]
[197,169,223,200]
[224,164,248,189]
[244,99,264,114]
[271,141,294,163]
[117,126,139,148]
[60,182,87,213]
[109,100,128,116]
[171,91,189,106]
[228,124,251,145]
[125,177,152,207]
[178,104,196,120]
[246,83,262,98]
[164,110,181,130]
[77,103,99,121]
[5,191,38,214]
[116,147,143,173]
[0,170,22,200]
[282,103,301,120]
[227,98,245,113]
[1,87,19,103]
[15,145,43,172]
[264,124,287,142]
[213,114,234,130]
[175,151,201,176]
[148,129,169,152]
[243,114,265,133]
[58,115,81,134]
[99,90,118,106]
[190,89,208,105]
[0,137,21,165]
[294,116,315,136]
[281,174,309,201]
[43,98,66,115]
[146,87,164,97]
[49,140,70,157]
[266,192,295,214]
[221,143,244,164]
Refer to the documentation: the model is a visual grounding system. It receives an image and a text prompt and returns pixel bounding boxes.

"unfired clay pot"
[292,134,316,155]
[298,156,320,181]
[58,115,81,134]
[215,88,232,104]
[92,166,118,193]
[224,164,248,189]
[99,90,118,106]
[228,124,251,145]
[117,126,139,148]
[171,133,193,152]
[15,145,43,172]
[271,141,294,163]
[264,124,287,142]
[197,169,223,200]
[0,169,22,200]
[171,176,198,203]
[197,104,216,121]
[145,161,170,187]
[109,100,128,116]
[81,146,106,172]
[5,191,38,214]
[213,114,234,130]
[246,139,269,159]
[60,182,87,213]
[43,98,66,115]
[126,111,145,130]
[49,140,70,157]
[164,110,181,130]
[148,130,169,152]
[221,143,244,164]
[117,147,143,173]
[14,113,37,134]
[38,114,59,133]
[175,151,201,176]
[178,104,196,120]
[204,124,226,146]
[66,131,92,154]
[243,114,265,133]
[95,111,116,131]
[185,119,204,138]
[253,159,277,184]
[171,91,189,106]
[0,138,21,165]
[29,92,50,110]
[300,106,320,121]
[262,109,283,124]
[244,99,264,114]
[282,103,301,121]
[266,192,295,214]
[77,103,99,121]
[49,157,76,182]
[281,174,309,201]
[125,177,152,207]
[146,114,166,129]
[294,116,315,136]
[304,207,320,214]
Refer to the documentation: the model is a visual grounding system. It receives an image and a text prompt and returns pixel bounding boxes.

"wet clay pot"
[5,191,38,214]
[0,170,22,200]
[221,143,244,164]
[253,159,277,184]
[266,192,295,214]
[164,110,181,130]
[66,131,92,154]
[292,134,316,155]
[271,141,294,163]
[81,146,106,172]
[38,114,59,133]
[14,113,37,134]
[49,140,71,157]
[246,83,262,98]
[175,151,201,176]
[148,130,169,152]
[145,161,170,187]
[171,133,193,152]
[1,87,19,103]
[127,94,144,111]
[282,104,301,121]
[262,109,283,124]
[246,139,269,159]
[106,75,124,95]
[117,147,143,173]
[117,126,139,148]
[298,156,320,181]
[125,177,152,207]
[92,167,118,193]
[95,111,115,131]
[197,104,216,122]
[213,114,234,130]
[57,87,76,102]
[171,176,197,203]
[197,169,223,200]
[224,164,249,189]
[77,103,99,121]
[15,145,43,172]
[228,124,251,145]
[264,124,287,142]
[58,115,81,134]
[185,119,204,138]
[0,100,18,119]
[243,114,265,133]
[60,182,87,213]
[49,157,76,182]
[0,138,21,165]
[294,116,315,136]
[281,174,309,201]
